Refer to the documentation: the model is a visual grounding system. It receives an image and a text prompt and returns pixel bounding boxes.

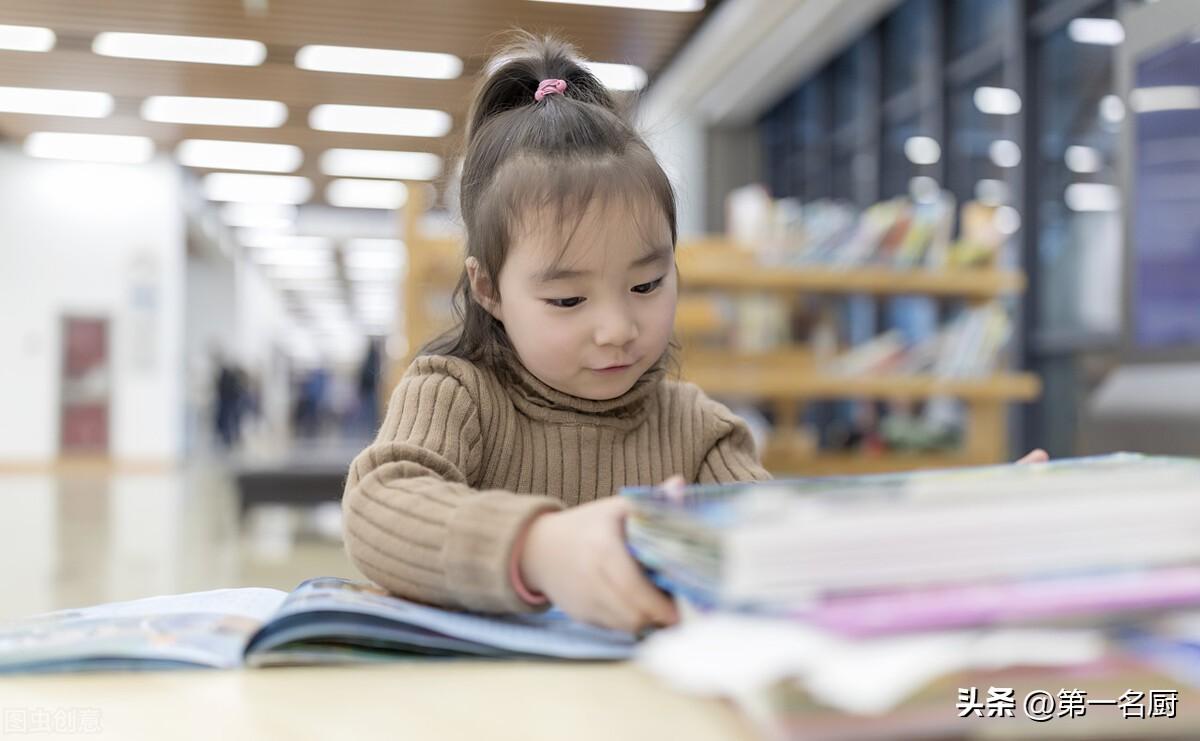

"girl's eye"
[546,297,584,309]
[632,277,664,294]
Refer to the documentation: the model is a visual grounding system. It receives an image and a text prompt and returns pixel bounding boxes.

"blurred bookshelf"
[396,184,1041,477]
[683,184,1040,475]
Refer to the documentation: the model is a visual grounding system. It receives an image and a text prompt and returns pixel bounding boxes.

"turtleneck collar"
[506,354,666,429]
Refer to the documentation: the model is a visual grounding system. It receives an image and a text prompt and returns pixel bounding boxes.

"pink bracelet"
[509,520,549,605]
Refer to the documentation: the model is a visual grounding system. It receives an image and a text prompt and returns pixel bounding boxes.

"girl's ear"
[465,257,502,321]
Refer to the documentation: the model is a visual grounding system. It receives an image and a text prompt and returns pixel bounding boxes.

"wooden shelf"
[678,263,1025,298]
[674,239,1024,298]
[680,365,1041,401]
[762,448,990,476]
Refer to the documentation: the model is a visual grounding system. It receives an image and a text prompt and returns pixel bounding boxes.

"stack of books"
[624,454,1200,737]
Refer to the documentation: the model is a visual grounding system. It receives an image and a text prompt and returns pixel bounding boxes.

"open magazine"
[0,577,637,673]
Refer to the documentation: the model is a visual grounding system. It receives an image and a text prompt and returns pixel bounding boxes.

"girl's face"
[480,197,677,400]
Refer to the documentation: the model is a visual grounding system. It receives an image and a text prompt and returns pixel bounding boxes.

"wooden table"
[0,662,756,740]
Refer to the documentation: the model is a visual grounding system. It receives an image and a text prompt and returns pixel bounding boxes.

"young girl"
[341,33,769,633]
[341,33,1049,633]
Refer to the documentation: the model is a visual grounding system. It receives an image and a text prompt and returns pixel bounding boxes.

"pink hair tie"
[534,78,567,102]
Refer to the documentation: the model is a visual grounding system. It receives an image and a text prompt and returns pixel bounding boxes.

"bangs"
[472,148,678,272]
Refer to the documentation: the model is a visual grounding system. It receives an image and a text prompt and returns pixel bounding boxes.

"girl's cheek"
[537,315,579,345]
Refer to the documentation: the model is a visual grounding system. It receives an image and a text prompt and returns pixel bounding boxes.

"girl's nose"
[594,306,639,347]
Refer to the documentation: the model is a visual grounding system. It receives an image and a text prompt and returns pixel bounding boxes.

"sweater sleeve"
[341,357,563,613]
[696,396,774,484]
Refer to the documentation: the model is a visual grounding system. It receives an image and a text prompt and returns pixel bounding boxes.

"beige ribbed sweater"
[342,353,772,614]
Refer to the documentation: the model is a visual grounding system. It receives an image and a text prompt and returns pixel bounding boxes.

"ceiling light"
[1100,94,1126,123]
[526,0,704,11]
[0,86,113,117]
[264,264,339,281]
[973,86,1021,115]
[177,139,302,172]
[347,238,406,252]
[280,280,344,294]
[903,136,941,165]
[220,203,297,229]
[1064,145,1102,174]
[973,179,1009,205]
[203,173,312,204]
[347,266,399,282]
[356,294,396,308]
[583,62,648,91]
[24,132,154,164]
[237,231,330,250]
[296,45,462,79]
[351,277,400,292]
[353,280,398,294]
[1065,183,1120,212]
[142,96,287,127]
[326,179,408,209]
[1067,18,1125,46]
[344,250,404,270]
[93,32,266,65]
[988,140,1022,168]
[1130,86,1200,113]
[251,249,332,266]
[309,104,451,137]
[0,24,55,52]
[319,149,442,180]
[994,206,1021,235]
[348,252,403,272]
[908,176,940,203]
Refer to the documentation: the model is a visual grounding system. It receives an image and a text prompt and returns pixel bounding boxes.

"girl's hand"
[518,486,681,633]
[1016,449,1050,464]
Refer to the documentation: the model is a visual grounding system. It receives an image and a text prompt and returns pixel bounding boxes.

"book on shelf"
[722,184,1005,272]
[0,577,636,674]
[825,303,1012,378]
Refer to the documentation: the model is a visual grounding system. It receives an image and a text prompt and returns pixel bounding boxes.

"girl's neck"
[506,354,667,427]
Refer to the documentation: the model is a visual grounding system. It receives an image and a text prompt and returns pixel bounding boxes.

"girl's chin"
[568,371,638,400]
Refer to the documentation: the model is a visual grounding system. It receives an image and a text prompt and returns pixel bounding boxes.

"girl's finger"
[604,550,678,627]
[656,474,687,503]
[1016,449,1049,464]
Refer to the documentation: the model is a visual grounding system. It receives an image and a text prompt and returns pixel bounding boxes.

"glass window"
[832,43,864,131]
[881,114,939,200]
[946,65,1019,208]
[804,140,833,202]
[786,90,806,198]
[801,76,832,201]
[949,0,1012,59]
[882,0,936,99]
[1035,20,1121,336]
[758,101,787,197]
[799,76,829,142]
[832,141,856,202]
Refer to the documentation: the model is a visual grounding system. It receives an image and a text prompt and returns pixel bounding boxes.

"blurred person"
[349,337,383,436]
[293,366,329,439]
[213,353,244,450]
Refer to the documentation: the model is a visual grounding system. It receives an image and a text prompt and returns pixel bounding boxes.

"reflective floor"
[0,464,361,621]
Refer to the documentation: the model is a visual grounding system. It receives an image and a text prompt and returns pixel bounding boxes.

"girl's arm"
[696,401,774,484]
[341,358,562,613]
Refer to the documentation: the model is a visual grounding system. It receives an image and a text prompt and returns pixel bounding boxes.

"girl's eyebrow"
[535,244,672,283]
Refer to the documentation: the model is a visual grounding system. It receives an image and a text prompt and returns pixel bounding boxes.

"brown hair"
[420,31,680,386]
